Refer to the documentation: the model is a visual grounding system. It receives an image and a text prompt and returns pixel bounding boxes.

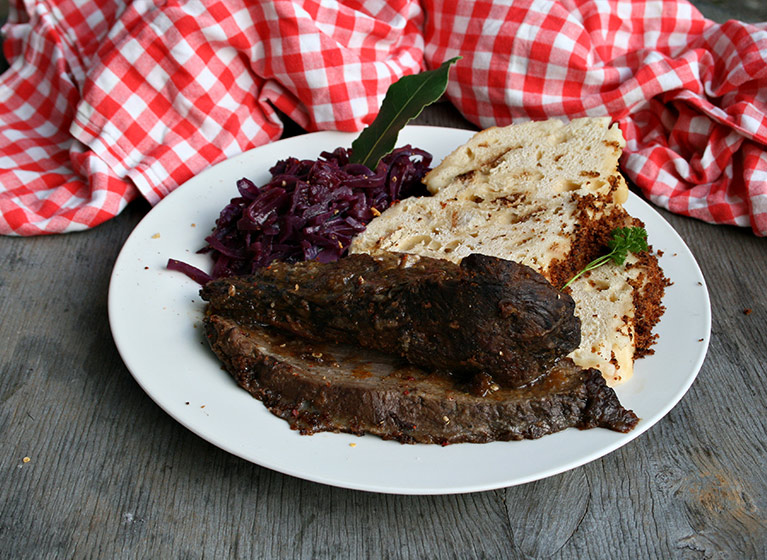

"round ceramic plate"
[108,126,711,495]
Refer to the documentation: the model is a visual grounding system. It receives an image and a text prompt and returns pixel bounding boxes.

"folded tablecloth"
[1,0,766,236]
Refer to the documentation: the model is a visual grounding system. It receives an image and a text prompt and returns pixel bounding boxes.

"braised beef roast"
[200,252,581,389]
[203,314,638,444]
[199,253,638,443]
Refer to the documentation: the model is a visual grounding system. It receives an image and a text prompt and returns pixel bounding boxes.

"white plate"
[108,126,711,495]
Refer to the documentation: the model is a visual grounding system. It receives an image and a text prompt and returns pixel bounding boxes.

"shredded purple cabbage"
[166,258,213,285]
[170,145,431,282]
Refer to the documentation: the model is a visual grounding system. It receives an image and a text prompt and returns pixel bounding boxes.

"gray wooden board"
[3,101,767,560]
[2,2,767,558]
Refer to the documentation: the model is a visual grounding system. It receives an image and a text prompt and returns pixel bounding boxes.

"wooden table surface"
[2,3,767,559]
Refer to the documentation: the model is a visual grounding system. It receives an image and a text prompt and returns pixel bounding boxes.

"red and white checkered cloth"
[1,0,766,236]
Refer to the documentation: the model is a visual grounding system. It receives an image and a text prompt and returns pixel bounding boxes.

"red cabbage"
[169,145,431,282]
[166,258,213,285]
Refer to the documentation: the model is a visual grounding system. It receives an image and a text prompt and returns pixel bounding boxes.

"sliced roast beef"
[203,314,639,444]
[200,252,581,389]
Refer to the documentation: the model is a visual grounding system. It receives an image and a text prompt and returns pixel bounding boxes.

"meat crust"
[200,252,581,388]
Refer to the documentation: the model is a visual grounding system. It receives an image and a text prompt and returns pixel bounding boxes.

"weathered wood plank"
[4,160,765,560]
[503,468,591,557]
[3,1,767,553]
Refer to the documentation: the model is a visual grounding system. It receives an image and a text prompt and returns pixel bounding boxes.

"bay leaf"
[350,56,461,170]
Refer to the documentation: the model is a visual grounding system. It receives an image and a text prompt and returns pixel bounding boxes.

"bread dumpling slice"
[351,117,668,385]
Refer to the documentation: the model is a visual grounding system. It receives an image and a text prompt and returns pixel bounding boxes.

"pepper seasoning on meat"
[201,252,581,389]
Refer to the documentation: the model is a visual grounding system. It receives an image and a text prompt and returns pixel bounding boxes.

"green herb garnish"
[350,56,461,171]
[561,226,649,290]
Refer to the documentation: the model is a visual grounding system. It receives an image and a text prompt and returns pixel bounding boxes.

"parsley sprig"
[561,226,649,290]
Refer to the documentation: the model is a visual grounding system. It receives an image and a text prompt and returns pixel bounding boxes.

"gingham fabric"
[1,0,766,236]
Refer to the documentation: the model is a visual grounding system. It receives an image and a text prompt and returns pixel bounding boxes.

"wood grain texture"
[2,2,767,557]
[3,112,766,560]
